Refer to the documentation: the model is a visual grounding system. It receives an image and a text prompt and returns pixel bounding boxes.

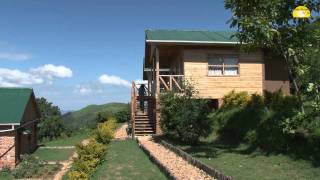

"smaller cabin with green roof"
[0,88,41,169]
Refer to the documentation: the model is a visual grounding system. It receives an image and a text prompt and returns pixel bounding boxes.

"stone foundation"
[0,134,16,169]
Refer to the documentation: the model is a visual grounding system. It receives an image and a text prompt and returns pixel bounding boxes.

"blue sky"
[0,0,232,110]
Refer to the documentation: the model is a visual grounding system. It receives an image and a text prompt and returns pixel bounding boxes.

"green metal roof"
[145,29,238,43]
[0,88,33,124]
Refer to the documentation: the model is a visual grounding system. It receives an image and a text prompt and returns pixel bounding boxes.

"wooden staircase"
[131,82,155,136]
[134,112,155,136]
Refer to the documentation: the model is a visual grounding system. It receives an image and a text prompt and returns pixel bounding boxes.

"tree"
[36,97,61,117]
[224,0,320,110]
[38,116,65,140]
[36,97,65,140]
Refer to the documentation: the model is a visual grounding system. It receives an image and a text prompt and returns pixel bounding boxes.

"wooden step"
[135,120,151,123]
[135,126,154,130]
[135,119,149,121]
[135,124,153,127]
[135,116,149,119]
[135,118,151,121]
[135,130,155,134]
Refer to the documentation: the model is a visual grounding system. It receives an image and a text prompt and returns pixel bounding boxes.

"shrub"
[160,83,213,144]
[68,140,106,180]
[11,155,55,179]
[210,91,305,151]
[95,118,117,144]
[12,155,43,178]
[0,166,11,173]
[221,90,250,109]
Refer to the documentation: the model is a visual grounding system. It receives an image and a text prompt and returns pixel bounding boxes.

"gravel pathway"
[52,138,88,180]
[138,137,214,180]
[114,123,129,140]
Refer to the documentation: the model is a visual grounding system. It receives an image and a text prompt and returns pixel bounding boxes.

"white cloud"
[0,52,32,61]
[31,64,73,79]
[0,68,43,87]
[0,64,73,87]
[73,85,92,95]
[73,84,104,96]
[98,74,131,87]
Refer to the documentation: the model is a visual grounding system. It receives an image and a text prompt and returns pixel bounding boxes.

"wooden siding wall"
[20,96,39,154]
[183,49,264,99]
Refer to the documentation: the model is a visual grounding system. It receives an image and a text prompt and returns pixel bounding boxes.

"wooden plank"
[183,49,264,99]
[156,48,160,95]
[159,76,169,90]
[172,77,182,91]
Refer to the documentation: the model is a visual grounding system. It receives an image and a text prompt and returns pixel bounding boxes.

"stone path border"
[137,136,214,180]
[160,140,233,180]
[39,146,75,149]
[138,139,176,180]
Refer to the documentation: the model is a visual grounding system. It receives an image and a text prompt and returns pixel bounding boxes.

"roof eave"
[145,39,240,45]
[0,123,20,126]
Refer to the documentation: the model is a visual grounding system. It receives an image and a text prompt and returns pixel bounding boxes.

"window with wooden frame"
[208,55,239,76]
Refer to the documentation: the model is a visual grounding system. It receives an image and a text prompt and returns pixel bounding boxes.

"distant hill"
[62,102,128,130]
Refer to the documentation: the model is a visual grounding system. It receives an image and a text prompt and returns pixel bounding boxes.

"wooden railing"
[135,83,151,96]
[131,81,137,137]
[159,75,184,92]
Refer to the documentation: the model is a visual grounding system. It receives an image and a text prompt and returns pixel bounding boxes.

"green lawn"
[0,172,14,180]
[165,134,320,180]
[91,140,167,180]
[33,148,75,161]
[41,129,92,147]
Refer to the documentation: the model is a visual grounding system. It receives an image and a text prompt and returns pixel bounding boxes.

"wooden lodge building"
[131,30,290,137]
[0,88,41,169]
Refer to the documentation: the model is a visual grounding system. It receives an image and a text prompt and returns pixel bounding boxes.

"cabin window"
[208,55,239,76]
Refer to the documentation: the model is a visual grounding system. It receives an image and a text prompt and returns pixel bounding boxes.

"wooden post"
[169,76,172,90]
[156,47,160,95]
[131,81,136,138]
[155,47,162,134]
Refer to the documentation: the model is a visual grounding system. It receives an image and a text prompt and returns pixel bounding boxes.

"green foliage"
[36,97,68,140]
[38,115,67,140]
[210,91,303,150]
[221,90,250,109]
[36,97,61,117]
[225,0,320,116]
[95,111,114,124]
[68,140,106,180]
[224,0,319,61]
[114,104,130,123]
[160,83,213,144]
[68,116,116,180]
[95,118,117,144]
[12,155,60,179]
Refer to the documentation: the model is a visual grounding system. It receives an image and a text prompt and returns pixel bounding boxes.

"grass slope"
[33,148,75,162]
[166,134,320,180]
[92,140,166,180]
[63,102,127,129]
[42,129,92,147]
